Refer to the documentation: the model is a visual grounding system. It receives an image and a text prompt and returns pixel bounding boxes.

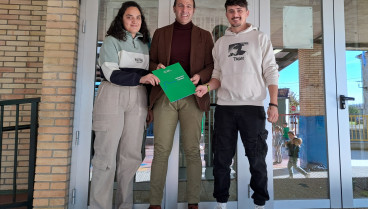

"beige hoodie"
[212,23,279,106]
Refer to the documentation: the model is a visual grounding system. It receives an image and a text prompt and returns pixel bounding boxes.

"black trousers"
[212,105,269,206]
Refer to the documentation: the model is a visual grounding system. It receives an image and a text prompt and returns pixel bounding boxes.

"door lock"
[340,95,355,109]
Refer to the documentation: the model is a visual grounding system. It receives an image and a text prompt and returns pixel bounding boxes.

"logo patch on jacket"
[228,42,248,61]
[135,58,143,63]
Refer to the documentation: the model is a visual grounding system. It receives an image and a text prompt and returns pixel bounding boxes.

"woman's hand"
[140,74,160,86]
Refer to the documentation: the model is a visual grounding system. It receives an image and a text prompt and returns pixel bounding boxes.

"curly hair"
[106,1,150,44]
[224,0,248,10]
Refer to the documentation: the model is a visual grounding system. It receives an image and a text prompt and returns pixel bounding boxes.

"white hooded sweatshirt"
[212,23,279,106]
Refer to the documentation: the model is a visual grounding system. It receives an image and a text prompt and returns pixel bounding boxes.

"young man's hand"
[267,106,279,123]
[195,85,208,98]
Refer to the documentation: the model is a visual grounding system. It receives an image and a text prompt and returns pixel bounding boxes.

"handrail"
[0,97,40,209]
[0,98,40,106]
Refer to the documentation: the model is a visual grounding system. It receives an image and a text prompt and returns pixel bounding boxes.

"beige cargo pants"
[89,81,147,209]
[149,94,203,205]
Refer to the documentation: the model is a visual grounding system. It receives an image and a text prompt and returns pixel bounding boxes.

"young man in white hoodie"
[195,0,279,208]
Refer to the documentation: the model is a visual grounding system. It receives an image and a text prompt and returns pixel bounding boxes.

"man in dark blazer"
[147,0,214,208]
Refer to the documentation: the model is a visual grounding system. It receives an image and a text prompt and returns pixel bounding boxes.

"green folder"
[153,62,196,102]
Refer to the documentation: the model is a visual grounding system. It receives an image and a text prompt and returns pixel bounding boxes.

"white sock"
[255,204,265,209]
[216,202,227,209]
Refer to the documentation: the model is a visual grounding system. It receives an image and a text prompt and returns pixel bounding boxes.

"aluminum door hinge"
[75,131,80,146]
[82,19,86,33]
[72,188,76,205]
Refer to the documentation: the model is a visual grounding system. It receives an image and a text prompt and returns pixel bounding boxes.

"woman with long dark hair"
[89,2,159,209]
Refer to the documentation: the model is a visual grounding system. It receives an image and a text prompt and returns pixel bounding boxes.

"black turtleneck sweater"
[170,21,193,76]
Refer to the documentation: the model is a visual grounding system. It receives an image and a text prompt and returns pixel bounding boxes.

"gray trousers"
[89,81,147,209]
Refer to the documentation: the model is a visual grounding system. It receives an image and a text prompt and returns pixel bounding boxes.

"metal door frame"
[69,0,362,208]
[334,0,368,208]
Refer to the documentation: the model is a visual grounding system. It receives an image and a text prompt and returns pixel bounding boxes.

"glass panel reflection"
[271,0,330,200]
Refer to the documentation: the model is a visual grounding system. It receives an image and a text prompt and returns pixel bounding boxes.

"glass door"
[93,0,160,208]
[70,0,165,208]
[173,0,238,208]
[73,0,368,208]
[169,0,259,208]
[269,0,343,208]
[338,0,368,208]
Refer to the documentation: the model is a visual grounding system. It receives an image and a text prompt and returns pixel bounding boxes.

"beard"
[231,23,241,28]
[230,18,242,28]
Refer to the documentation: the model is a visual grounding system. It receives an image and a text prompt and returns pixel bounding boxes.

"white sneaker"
[255,205,265,209]
[214,202,227,209]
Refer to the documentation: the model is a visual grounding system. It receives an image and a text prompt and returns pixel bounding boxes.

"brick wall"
[1,0,80,207]
[299,44,326,116]
[33,0,79,208]
[0,0,46,196]
[0,0,45,100]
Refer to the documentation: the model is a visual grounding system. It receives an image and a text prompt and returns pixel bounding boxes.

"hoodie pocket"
[220,72,265,101]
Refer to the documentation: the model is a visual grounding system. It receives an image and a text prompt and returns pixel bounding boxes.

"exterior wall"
[33,0,79,208]
[0,0,46,195]
[0,0,45,100]
[0,0,79,208]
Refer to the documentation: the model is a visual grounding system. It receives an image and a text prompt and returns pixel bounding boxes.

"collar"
[125,29,143,39]
[173,20,193,30]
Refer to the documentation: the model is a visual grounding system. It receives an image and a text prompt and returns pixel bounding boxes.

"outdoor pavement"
[133,144,368,202]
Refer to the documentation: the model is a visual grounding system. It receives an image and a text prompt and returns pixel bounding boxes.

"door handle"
[340,95,355,109]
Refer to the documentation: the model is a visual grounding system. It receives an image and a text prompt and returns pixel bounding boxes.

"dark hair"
[224,0,248,10]
[173,0,196,8]
[106,1,150,43]
[288,130,295,135]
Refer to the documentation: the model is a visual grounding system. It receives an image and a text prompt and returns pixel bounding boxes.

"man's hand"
[267,106,279,123]
[190,74,200,85]
[156,63,165,70]
[140,74,160,86]
[195,85,208,98]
